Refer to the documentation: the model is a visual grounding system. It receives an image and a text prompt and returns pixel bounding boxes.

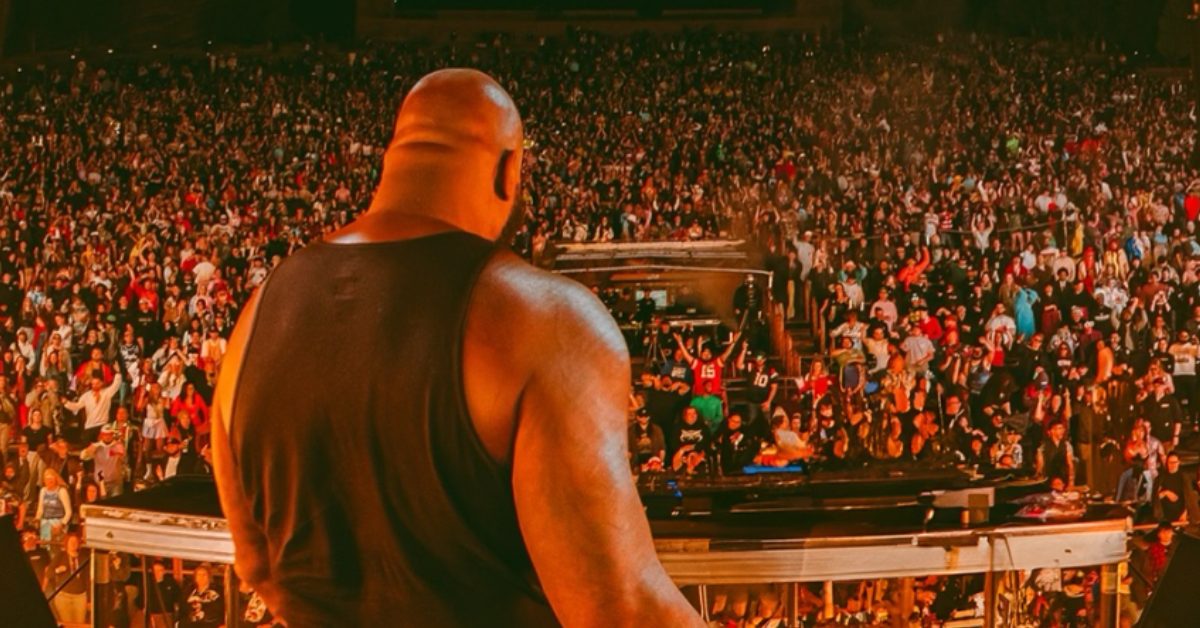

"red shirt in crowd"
[74,360,115,386]
[691,357,725,394]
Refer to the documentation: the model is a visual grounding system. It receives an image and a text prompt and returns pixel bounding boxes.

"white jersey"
[1170,342,1198,377]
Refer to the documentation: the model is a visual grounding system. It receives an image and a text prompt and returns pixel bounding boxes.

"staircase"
[782,299,820,379]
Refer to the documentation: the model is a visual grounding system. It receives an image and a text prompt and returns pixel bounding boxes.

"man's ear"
[494,149,517,201]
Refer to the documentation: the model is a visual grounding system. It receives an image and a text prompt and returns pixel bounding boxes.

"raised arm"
[62,396,84,413]
[104,371,123,396]
[735,342,749,371]
[673,331,697,365]
[719,313,750,363]
[719,334,742,363]
[512,284,702,628]
[913,246,931,276]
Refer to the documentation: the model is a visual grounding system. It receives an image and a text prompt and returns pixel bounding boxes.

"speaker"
[0,515,57,628]
[1138,531,1200,627]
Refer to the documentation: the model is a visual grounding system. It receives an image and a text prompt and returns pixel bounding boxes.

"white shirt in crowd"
[62,374,122,430]
[1170,341,1199,377]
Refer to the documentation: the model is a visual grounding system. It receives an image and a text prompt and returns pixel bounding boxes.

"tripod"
[642,324,669,366]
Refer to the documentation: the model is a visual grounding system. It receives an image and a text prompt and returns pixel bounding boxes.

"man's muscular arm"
[210,289,287,616]
[510,280,702,628]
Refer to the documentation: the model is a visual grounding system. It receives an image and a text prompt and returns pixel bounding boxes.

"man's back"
[212,68,702,628]
[223,233,557,626]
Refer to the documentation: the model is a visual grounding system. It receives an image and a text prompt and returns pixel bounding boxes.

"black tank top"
[229,232,559,626]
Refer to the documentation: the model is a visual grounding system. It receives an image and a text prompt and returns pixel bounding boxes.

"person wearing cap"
[81,423,127,497]
[628,407,665,473]
[791,230,815,282]
[738,344,781,435]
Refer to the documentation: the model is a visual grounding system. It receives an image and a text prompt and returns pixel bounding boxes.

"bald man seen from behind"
[211,69,704,627]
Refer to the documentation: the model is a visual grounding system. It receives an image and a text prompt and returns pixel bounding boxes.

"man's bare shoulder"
[473,251,628,362]
[463,250,630,464]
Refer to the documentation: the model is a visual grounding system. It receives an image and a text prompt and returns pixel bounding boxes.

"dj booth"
[77,470,1133,627]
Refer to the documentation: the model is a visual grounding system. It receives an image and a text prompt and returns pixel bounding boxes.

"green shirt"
[690,395,724,433]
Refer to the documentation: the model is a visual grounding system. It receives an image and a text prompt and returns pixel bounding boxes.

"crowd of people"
[0,25,1193,626]
[755,35,1200,509]
[612,34,1200,500]
[702,568,1112,627]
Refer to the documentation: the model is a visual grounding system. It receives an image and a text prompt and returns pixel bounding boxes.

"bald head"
[369,69,525,243]
[391,69,522,154]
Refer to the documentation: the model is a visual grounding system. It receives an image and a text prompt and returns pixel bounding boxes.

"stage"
[78,477,1133,626]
